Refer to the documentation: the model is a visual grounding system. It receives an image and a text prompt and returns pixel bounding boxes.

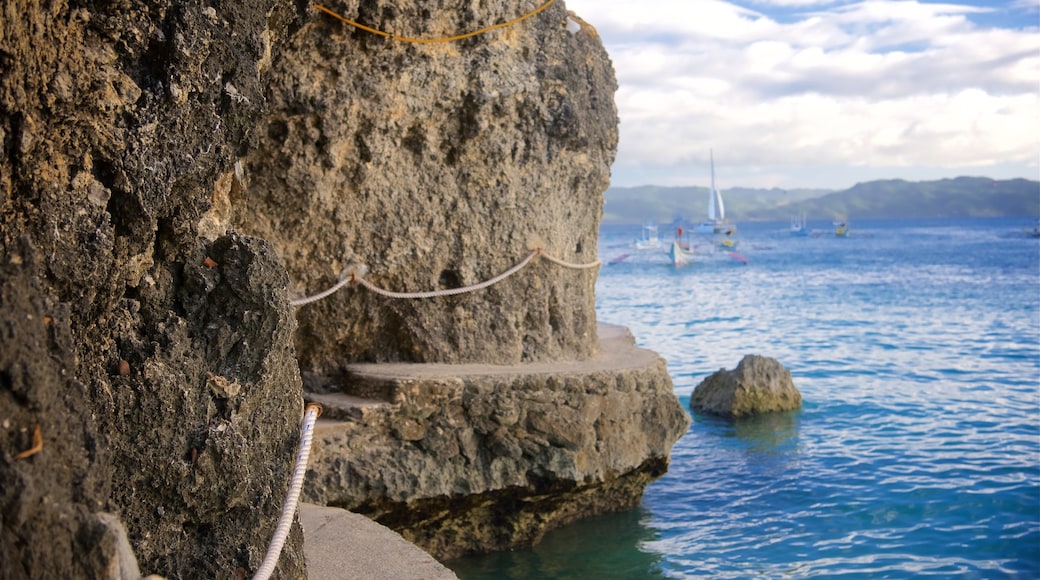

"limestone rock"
[2,1,680,577]
[691,355,803,418]
[303,324,690,560]
[231,0,619,370]
[1,2,308,578]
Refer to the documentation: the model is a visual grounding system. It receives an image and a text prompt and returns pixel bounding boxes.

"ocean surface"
[447,217,1040,579]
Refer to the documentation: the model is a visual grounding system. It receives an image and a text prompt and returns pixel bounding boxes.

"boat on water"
[634,221,662,249]
[790,213,809,236]
[668,240,693,267]
[694,150,734,234]
[1026,219,1040,238]
[834,217,849,237]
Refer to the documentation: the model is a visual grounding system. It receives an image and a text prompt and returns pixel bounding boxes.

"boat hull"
[668,241,693,267]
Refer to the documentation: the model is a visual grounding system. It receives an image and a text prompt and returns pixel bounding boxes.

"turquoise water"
[448,218,1040,579]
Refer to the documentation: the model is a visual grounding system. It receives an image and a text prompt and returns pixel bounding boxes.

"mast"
[712,149,725,220]
[707,149,717,221]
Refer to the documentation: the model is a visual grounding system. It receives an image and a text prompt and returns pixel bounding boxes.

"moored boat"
[790,213,809,236]
[694,150,734,235]
[668,240,693,267]
[634,221,662,249]
[834,217,849,237]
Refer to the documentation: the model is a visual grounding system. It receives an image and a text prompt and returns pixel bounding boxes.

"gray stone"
[303,324,690,560]
[1,2,308,578]
[301,503,458,580]
[691,355,803,418]
[230,0,619,370]
[2,2,684,577]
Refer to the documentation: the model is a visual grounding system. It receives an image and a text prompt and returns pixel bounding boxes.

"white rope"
[254,403,322,580]
[289,248,601,306]
[538,250,602,270]
[289,277,352,307]
[355,249,538,299]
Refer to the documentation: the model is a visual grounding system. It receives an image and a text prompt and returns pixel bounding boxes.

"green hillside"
[603,177,1039,225]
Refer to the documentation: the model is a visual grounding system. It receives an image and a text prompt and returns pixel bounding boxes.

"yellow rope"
[313,0,557,44]
[566,10,599,38]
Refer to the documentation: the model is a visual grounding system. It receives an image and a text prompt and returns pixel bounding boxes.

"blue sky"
[564,0,1040,190]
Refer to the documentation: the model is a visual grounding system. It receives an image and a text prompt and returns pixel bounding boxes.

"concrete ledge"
[300,322,690,560]
[341,322,658,381]
[301,503,458,580]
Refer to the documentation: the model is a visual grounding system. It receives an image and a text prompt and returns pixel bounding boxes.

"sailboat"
[695,150,733,234]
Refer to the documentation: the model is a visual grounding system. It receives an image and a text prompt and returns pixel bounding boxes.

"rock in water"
[691,355,802,417]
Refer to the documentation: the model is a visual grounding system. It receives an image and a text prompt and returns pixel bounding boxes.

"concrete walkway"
[301,503,458,579]
[339,322,659,381]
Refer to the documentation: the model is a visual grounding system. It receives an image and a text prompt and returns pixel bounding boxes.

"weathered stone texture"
[230,0,619,370]
[1,2,308,578]
[2,1,684,576]
[304,325,691,560]
[691,355,803,418]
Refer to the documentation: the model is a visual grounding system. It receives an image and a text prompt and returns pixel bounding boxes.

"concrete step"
[300,503,458,579]
[304,391,390,422]
[305,322,657,405]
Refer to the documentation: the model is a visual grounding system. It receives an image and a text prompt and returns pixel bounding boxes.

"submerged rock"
[691,355,802,418]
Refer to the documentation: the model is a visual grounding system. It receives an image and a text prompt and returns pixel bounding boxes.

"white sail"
[707,150,718,221]
[696,149,735,234]
[714,183,725,221]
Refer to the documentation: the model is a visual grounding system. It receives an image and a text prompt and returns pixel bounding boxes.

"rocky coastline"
[1,1,689,577]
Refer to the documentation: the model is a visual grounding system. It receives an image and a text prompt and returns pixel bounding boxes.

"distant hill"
[603,177,1040,225]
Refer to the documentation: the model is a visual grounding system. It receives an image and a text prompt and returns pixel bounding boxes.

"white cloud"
[565,0,1040,188]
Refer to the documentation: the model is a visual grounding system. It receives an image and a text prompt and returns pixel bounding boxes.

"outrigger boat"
[669,240,693,267]
[790,213,809,236]
[634,221,662,249]
[834,217,849,237]
[668,226,694,266]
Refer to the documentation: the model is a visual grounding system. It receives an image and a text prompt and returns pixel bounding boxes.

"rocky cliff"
[1,1,308,577]
[2,1,687,577]
[230,0,617,371]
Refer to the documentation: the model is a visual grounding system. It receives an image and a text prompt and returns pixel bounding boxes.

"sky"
[563,0,1040,190]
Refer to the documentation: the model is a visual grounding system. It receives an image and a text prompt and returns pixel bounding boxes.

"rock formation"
[230,0,617,371]
[691,355,803,418]
[1,1,309,577]
[2,0,688,576]
[304,324,690,560]
[219,0,688,559]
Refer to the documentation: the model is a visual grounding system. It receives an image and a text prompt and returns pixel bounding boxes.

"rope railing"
[313,0,556,44]
[355,249,539,299]
[254,403,323,580]
[289,248,600,307]
[538,250,602,270]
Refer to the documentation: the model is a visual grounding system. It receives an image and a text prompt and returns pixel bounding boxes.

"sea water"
[447,218,1040,579]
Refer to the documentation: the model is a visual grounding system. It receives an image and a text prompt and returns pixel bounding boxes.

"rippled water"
[448,218,1040,579]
